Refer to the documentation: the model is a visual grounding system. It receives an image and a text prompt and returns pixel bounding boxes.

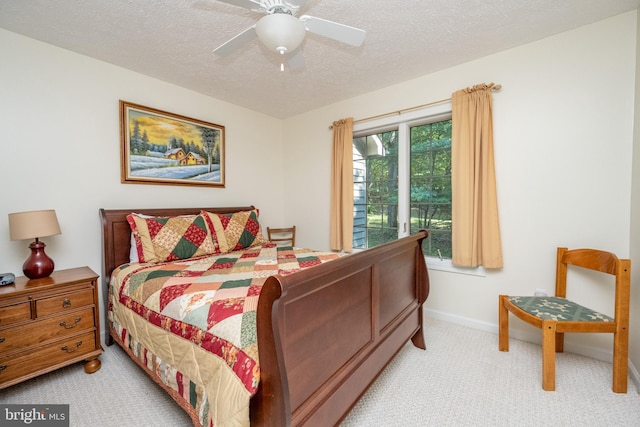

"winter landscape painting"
[120,101,225,187]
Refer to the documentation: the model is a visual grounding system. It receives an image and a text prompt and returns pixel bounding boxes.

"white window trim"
[426,257,486,276]
[350,248,486,277]
[353,101,485,277]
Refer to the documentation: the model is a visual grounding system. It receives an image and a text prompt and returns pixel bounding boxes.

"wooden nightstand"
[0,266,103,389]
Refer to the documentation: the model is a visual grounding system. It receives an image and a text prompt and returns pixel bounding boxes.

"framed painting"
[120,101,225,187]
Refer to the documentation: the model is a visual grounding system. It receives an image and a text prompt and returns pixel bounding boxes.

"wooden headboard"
[99,206,256,308]
[100,206,256,283]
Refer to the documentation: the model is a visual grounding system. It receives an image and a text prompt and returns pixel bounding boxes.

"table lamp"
[8,209,62,279]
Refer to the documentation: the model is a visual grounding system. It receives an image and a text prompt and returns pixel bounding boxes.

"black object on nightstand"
[0,273,14,286]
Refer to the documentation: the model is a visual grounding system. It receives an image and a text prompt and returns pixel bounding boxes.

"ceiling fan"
[210,0,366,67]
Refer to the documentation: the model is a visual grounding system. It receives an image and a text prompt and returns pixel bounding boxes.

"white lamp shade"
[8,209,61,241]
[255,13,306,55]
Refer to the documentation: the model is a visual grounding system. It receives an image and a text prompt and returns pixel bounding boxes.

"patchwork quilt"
[109,243,342,427]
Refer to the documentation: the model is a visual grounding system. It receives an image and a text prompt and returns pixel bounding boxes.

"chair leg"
[612,328,629,393]
[498,295,509,352]
[555,332,564,353]
[542,320,557,391]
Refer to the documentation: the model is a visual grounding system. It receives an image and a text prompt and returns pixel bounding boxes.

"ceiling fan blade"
[212,0,263,11]
[213,26,257,56]
[286,0,311,8]
[300,15,366,47]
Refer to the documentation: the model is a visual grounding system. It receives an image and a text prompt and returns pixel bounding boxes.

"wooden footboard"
[252,231,430,426]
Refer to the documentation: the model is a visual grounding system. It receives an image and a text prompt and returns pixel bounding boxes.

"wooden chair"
[267,226,296,247]
[499,247,631,392]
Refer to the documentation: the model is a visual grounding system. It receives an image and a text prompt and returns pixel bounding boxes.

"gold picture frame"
[120,101,225,187]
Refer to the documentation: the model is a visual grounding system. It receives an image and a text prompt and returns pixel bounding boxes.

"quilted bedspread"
[109,243,342,426]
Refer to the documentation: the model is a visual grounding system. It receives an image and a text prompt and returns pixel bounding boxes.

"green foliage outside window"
[353,119,452,259]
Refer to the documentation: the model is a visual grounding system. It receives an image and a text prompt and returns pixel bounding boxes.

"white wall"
[0,29,285,335]
[284,11,638,366]
[630,8,640,385]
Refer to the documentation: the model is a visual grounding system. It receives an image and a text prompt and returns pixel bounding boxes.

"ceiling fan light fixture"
[255,13,306,55]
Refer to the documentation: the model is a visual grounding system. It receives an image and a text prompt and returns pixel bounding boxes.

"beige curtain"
[330,118,354,252]
[451,83,503,268]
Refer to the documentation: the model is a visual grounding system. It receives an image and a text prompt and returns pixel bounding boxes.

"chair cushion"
[507,296,613,322]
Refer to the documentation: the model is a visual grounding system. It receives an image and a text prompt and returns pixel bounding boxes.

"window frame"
[352,102,485,276]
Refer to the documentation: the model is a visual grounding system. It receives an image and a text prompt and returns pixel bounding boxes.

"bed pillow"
[129,212,155,263]
[126,213,218,263]
[202,209,266,253]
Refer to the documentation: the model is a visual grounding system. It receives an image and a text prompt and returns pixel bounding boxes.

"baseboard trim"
[425,308,640,394]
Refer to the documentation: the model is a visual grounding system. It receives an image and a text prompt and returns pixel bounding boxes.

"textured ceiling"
[1,0,638,119]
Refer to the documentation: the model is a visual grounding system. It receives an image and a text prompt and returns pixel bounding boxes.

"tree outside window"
[353,118,452,259]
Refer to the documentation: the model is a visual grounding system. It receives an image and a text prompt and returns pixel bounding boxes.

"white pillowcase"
[130,233,139,263]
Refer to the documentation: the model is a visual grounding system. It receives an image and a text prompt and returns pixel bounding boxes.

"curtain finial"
[461,82,501,94]
[329,117,353,130]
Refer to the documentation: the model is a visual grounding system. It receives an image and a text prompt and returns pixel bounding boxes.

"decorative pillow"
[202,209,267,254]
[129,212,154,263]
[126,213,218,263]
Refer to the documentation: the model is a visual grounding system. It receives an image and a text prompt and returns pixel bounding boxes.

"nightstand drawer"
[0,302,31,327]
[36,288,94,317]
[0,307,95,354]
[0,331,97,385]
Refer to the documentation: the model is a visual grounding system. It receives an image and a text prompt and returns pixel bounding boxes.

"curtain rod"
[329,84,502,130]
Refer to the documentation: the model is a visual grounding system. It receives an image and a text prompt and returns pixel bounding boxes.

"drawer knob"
[0,337,4,343]
[62,299,72,308]
[59,317,81,329]
[0,365,6,371]
[61,341,83,353]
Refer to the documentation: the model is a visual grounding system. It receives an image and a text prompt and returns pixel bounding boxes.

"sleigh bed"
[100,206,430,426]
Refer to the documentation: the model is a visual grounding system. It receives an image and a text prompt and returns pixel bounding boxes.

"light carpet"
[1,318,638,426]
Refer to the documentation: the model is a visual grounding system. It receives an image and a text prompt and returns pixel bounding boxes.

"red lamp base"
[23,239,55,280]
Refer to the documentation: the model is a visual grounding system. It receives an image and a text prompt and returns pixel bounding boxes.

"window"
[353,115,452,259]
[409,119,452,259]
[353,129,400,249]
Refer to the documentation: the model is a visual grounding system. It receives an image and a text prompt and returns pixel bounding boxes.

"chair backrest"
[555,247,631,319]
[267,226,296,247]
